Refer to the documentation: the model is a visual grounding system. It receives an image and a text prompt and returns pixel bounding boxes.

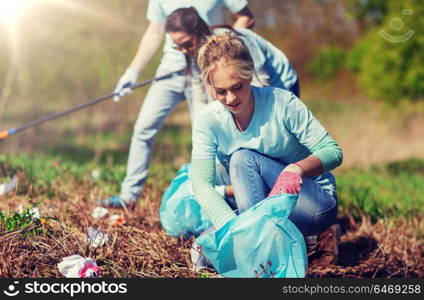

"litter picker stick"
[0,69,183,141]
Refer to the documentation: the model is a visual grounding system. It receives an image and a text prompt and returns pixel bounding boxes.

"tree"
[348,0,423,101]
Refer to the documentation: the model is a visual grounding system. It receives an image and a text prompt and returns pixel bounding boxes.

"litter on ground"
[87,227,109,248]
[91,206,108,219]
[0,175,18,195]
[108,214,126,226]
[57,255,99,278]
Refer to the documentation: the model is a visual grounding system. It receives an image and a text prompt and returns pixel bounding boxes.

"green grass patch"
[0,202,49,236]
[0,207,34,232]
[337,158,424,220]
[0,152,125,198]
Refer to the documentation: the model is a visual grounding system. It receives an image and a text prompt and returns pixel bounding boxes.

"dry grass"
[308,215,424,278]
[0,187,198,278]
[328,107,424,169]
[1,181,423,278]
[301,79,424,170]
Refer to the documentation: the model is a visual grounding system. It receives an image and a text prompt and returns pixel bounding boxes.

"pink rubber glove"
[268,164,304,197]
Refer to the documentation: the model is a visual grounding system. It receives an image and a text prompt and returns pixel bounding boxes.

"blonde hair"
[196,32,254,86]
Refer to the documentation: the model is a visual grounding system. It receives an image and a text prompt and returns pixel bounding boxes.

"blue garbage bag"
[160,164,212,238]
[195,193,308,278]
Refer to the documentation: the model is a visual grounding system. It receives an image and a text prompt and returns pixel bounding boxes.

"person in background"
[99,0,254,209]
[190,33,343,268]
[164,7,299,120]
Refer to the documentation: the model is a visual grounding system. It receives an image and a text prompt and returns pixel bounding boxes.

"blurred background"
[0,0,423,219]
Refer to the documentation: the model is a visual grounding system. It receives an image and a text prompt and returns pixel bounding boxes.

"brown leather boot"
[307,224,341,266]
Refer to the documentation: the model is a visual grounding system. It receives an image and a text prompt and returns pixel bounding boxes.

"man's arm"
[232,6,255,29]
[128,21,165,73]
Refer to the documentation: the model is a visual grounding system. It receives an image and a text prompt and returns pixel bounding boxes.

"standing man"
[100,1,254,208]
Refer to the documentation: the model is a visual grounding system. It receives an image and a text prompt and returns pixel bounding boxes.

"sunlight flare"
[0,0,31,28]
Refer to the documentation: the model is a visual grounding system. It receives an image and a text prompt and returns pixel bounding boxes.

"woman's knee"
[229,149,257,175]
[132,123,156,142]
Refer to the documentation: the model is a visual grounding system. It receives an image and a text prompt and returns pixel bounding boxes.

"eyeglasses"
[173,40,194,51]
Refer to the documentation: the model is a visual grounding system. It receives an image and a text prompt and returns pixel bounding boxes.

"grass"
[0,103,192,199]
[0,163,15,184]
[1,131,423,277]
[2,152,423,222]
[1,205,37,232]
[0,153,180,203]
[0,176,12,185]
[336,158,424,221]
[301,84,424,170]
[0,159,422,277]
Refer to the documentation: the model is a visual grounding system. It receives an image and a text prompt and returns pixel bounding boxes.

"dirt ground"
[0,189,423,278]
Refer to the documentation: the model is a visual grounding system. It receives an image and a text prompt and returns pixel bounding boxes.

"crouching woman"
[190,33,343,239]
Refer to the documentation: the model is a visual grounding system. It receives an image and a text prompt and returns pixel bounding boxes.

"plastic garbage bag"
[195,193,307,278]
[87,227,109,248]
[160,164,212,238]
[0,175,18,195]
[18,205,41,220]
[108,214,126,226]
[29,207,40,220]
[91,169,101,180]
[57,255,99,278]
[91,207,109,219]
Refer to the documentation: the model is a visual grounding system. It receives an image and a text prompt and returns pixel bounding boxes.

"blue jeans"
[217,149,337,237]
[120,67,192,201]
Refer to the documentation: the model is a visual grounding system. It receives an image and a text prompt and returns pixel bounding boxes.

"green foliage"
[337,158,424,220]
[386,158,424,175]
[345,40,367,73]
[0,204,39,232]
[198,272,211,278]
[308,47,346,81]
[347,0,424,102]
[345,0,389,27]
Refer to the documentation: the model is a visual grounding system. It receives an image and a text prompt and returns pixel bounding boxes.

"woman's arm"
[128,22,165,73]
[294,135,343,177]
[280,93,343,176]
[269,135,343,196]
[191,158,237,229]
[269,93,343,196]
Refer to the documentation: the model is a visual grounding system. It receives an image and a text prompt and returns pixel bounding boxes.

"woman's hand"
[113,68,139,102]
[268,164,304,196]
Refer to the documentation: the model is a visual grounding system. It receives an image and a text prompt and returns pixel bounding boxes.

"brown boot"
[307,224,341,266]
